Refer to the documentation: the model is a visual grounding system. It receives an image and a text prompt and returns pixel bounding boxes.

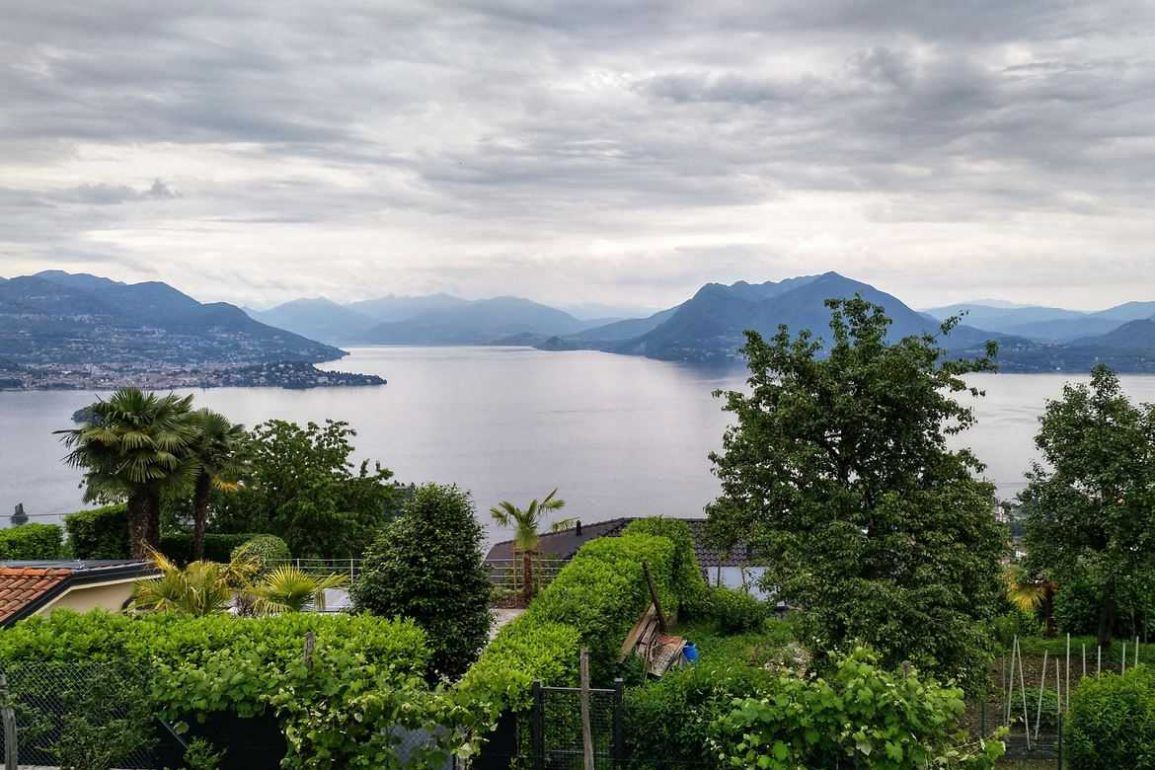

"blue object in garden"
[682,641,699,663]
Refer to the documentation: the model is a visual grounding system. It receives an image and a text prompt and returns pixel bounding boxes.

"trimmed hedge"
[0,523,64,560]
[705,586,769,633]
[0,611,442,770]
[160,533,266,564]
[1068,667,1155,770]
[459,523,690,721]
[231,535,291,573]
[621,518,708,613]
[64,504,130,559]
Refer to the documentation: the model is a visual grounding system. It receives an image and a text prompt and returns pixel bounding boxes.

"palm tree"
[132,550,344,616]
[187,409,245,560]
[248,565,347,614]
[1004,564,1057,636]
[131,550,237,615]
[58,389,197,558]
[489,489,575,602]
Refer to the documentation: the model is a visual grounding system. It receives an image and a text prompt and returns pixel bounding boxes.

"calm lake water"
[4,346,1155,544]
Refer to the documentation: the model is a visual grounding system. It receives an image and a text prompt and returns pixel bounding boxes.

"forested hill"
[0,271,343,368]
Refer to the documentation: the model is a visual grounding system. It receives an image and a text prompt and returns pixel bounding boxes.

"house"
[484,517,765,592]
[0,560,158,627]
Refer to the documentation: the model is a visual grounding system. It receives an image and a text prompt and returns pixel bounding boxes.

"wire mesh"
[0,660,180,769]
[525,684,621,770]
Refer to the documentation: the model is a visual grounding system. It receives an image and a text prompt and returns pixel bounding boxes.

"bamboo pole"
[1019,638,1032,749]
[1006,637,1017,726]
[1066,633,1071,712]
[1082,643,1087,678]
[1035,650,1048,741]
[1097,644,1102,676]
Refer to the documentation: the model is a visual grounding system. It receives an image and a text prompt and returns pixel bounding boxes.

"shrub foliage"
[352,484,492,680]
[0,523,64,560]
[1067,667,1155,770]
[65,504,130,559]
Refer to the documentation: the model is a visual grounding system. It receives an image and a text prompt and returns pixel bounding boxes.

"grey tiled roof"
[484,517,753,571]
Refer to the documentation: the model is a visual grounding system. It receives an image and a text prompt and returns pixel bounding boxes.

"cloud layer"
[2,0,1154,309]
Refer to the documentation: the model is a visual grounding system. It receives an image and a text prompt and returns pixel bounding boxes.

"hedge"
[620,518,708,613]
[159,533,268,564]
[1068,667,1155,770]
[0,523,64,560]
[0,611,445,770]
[64,504,130,559]
[459,524,689,723]
[231,535,291,573]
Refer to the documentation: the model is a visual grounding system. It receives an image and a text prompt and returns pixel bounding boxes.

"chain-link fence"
[0,661,183,769]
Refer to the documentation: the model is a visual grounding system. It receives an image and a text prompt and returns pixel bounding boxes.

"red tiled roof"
[0,567,73,624]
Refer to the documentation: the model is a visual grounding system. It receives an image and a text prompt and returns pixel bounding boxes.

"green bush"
[352,484,492,680]
[459,531,684,727]
[0,523,64,560]
[159,532,262,564]
[705,586,768,634]
[230,535,291,573]
[1068,668,1155,770]
[713,647,1004,770]
[1055,573,1155,640]
[624,661,774,770]
[621,518,708,614]
[0,611,446,770]
[65,505,130,559]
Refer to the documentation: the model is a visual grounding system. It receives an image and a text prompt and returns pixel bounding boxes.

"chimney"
[11,503,28,527]
[575,520,583,536]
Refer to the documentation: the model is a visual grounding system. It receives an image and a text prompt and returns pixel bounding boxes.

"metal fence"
[486,557,566,597]
[0,661,183,769]
[264,557,567,597]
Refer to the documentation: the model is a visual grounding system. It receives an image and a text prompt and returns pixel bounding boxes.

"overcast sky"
[2,1,1154,311]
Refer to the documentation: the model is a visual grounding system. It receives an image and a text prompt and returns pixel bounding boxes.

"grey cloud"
[1,0,1154,309]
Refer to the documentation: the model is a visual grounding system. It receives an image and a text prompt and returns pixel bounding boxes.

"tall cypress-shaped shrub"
[352,484,491,680]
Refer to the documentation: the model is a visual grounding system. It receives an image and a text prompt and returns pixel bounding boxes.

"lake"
[4,346,1155,545]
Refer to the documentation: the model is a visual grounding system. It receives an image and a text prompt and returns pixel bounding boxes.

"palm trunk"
[145,491,162,554]
[127,492,152,559]
[522,550,534,604]
[192,472,212,561]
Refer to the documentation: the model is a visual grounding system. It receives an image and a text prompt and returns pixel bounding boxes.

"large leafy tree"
[58,388,197,558]
[187,408,245,560]
[489,488,575,602]
[211,419,404,557]
[1021,365,1155,646]
[352,484,491,680]
[708,297,1006,687]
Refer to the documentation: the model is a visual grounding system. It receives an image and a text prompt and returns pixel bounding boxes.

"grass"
[674,616,798,668]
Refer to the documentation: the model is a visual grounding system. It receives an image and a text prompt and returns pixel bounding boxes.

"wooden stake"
[1005,637,1016,726]
[1082,643,1087,678]
[642,561,667,632]
[1097,644,1101,676]
[580,648,594,770]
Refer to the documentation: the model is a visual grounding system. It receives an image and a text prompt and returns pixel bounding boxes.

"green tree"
[489,488,575,602]
[1021,365,1155,646]
[58,389,197,558]
[211,419,404,557]
[707,297,1006,688]
[352,484,492,680]
[187,408,245,560]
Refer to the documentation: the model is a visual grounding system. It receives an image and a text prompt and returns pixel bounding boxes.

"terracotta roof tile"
[0,566,74,624]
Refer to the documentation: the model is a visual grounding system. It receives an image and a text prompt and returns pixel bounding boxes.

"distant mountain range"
[540,273,1014,362]
[8,269,1155,381]
[923,300,1155,343]
[0,271,361,389]
[247,294,623,345]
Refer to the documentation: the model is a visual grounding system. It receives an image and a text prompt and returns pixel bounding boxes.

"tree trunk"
[1042,583,1057,638]
[192,473,212,561]
[127,492,152,559]
[522,549,534,604]
[1098,591,1117,648]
